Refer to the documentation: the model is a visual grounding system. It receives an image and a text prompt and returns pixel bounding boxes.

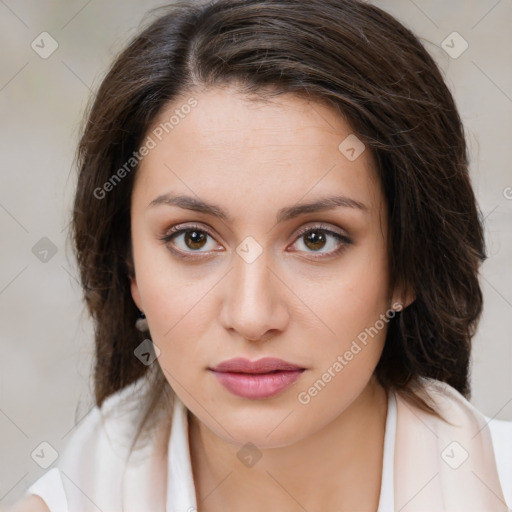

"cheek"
[143,282,212,388]
[295,242,390,401]
[295,262,390,416]
[132,226,216,330]
[305,247,390,345]
[292,341,384,441]
[141,274,214,372]
[131,238,216,370]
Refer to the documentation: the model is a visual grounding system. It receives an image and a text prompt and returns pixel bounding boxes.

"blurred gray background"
[1,0,511,508]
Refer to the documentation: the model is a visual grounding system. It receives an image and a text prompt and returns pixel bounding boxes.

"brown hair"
[71,0,485,429]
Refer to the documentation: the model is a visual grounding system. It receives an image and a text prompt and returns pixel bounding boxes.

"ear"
[125,249,143,312]
[130,274,143,312]
[391,281,415,312]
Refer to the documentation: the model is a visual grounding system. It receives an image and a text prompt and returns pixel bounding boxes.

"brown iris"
[185,230,208,250]
[303,231,327,251]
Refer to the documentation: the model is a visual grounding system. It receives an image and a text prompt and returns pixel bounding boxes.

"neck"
[188,377,389,512]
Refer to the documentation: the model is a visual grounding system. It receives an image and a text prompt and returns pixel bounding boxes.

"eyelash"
[158,223,352,260]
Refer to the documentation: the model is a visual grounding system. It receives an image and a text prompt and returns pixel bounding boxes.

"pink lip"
[209,357,306,399]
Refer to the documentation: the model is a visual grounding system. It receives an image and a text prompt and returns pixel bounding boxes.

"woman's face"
[130,85,402,448]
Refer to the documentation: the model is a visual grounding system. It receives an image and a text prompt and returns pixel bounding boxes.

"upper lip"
[209,357,305,374]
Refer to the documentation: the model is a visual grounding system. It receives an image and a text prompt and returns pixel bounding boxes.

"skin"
[129,85,409,512]
[7,495,50,512]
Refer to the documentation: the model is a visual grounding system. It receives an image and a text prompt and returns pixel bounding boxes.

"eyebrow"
[147,193,368,223]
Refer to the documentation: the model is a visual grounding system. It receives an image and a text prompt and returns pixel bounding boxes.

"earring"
[135,310,149,332]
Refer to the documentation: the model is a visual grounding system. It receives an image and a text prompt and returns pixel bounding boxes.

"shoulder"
[6,495,50,512]
[22,376,162,512]
[57,374,166,470]
[486,416,512,506]
[418,378,512,506]
[62,374,167,457]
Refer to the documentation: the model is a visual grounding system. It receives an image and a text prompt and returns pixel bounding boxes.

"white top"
[24,378,512,511]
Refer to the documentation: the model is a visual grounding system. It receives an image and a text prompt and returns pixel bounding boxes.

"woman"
[11,0,512,511]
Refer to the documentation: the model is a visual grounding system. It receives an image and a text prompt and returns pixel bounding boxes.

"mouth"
[208,357,306,399]
[209,356,305,373]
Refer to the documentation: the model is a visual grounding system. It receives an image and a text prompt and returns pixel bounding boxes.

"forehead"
[147,86,360,153]
[133,86,383,218]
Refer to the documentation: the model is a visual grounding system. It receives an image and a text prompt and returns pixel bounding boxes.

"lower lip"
[210,369,304,399]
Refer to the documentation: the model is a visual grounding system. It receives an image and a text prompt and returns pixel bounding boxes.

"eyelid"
[293,223,350,242]
[163,222,216,240]
[159,222,222,252]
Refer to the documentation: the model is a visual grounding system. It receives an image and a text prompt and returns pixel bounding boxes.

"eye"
[159,223,222,259]
[159,222,352,260]
[289,224,352,258]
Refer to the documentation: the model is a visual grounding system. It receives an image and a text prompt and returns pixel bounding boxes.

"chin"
[205,404,312,449]
[224,426,305,451]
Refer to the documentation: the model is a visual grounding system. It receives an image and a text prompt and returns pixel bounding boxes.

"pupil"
[185,230,206,250]
[305,231,326,251]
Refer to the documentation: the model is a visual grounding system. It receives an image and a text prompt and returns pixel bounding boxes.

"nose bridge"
[234,247,272,301]
[221,243,287,340]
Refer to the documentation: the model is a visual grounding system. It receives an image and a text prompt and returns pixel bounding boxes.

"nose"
[218,248,289,343]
